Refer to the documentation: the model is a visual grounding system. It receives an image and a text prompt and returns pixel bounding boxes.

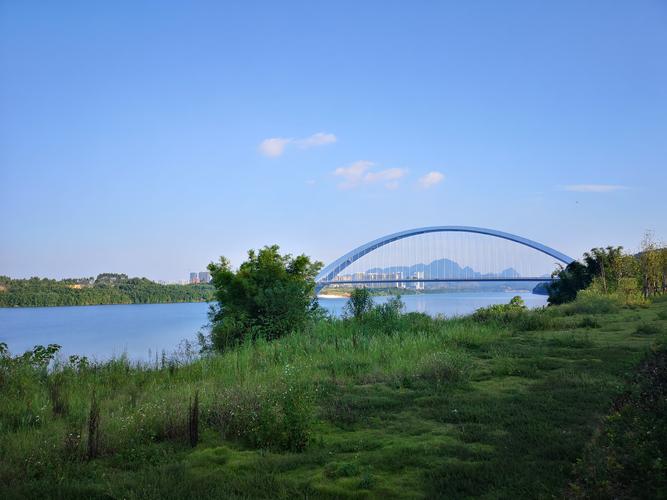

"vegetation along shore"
[1,242,666,498]
[0,274,214,308]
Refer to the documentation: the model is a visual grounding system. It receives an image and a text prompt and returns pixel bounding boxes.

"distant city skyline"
[1,1,666,281]
[189,271,211,284]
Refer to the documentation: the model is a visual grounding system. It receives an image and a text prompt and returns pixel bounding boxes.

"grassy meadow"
[1,295,666,498]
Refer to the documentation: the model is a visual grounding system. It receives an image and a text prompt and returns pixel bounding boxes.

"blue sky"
[1,1,666,281]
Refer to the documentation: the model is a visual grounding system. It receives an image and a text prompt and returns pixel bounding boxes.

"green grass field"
[1,295,666,499]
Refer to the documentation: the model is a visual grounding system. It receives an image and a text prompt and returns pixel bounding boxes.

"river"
[0,292,547,361]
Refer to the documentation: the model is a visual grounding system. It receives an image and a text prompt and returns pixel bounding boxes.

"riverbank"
[1,295,665,497]
[0,292,547,361]
[0,275,215,308]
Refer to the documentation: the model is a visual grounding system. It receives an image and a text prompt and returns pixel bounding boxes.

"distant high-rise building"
[198,271,211,284]
[412,271,425,290]
[189,272,199,284]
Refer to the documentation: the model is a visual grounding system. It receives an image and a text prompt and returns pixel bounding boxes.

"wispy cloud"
[333,161,407,190]
[259,132,337,157]
[259,137,292,157]
[418,171,445,189]
[562,184,628,193]
[294,132,337,149]
[333,160,375,189]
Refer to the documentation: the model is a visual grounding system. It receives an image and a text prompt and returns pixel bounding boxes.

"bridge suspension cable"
[315,226,573,292]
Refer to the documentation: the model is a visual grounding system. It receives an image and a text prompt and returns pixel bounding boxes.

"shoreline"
[0,299,213,310]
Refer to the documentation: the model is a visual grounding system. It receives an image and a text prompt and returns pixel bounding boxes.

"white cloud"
[418,171,445,189]
[295,132,337,149]
[333,161,407,189]
[259,132,336,157]
[334,160,375,189]
[365,167,407,184]
[259,137,292,157]
[562,184,628,193]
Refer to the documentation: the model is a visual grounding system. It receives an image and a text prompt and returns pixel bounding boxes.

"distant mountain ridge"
[351,258,548,280]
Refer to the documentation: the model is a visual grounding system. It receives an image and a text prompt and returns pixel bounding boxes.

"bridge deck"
[318,277,554,286]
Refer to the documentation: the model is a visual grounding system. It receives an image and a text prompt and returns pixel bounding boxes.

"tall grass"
[0,314,501,481]
[2,294,665,498]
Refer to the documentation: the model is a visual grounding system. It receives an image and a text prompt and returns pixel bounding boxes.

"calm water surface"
[0,292,546,361]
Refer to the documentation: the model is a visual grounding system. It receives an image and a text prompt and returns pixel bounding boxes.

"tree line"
[0,274,215,307]
[206,236,667,352]
[548,231,667,305]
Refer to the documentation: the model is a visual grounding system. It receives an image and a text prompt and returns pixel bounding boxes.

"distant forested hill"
[0,274,214,307]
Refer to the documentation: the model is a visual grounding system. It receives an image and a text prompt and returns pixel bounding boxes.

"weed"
[578,316,601,329]
[563,292,619,315]
[188,391,199,447]
[547,333,595,348]
[634,322,663,336]
[47,373,68,417]
[514,311,556,331]
[86,392,101,460]
[415,350,472,384]
[0,296,666,498]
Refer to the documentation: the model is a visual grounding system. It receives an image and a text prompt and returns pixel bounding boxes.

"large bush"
[344,288,374,320]
[207,245,322,350]
[471,296,526,324]
[560,289,620,316]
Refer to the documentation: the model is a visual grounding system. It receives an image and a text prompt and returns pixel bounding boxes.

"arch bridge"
[315,226,573,293]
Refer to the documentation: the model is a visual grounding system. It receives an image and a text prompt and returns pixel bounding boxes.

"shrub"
[208,369,312,452]
[514,310,556,331]
[472,296,526,324]
[365,295,404,334]
[403,312,438,334]
[561,290,619,316]
[47,373,68,417]
[414,350,472,384]
[207,245,322,350]
[188,391,199,448]
[490,347,520,376]
[634,322,663,336]
[87,392,101,460]
[344,288,374,320]
[578,316,601,329]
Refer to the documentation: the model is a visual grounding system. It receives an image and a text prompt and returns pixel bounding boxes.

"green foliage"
[471,295,526,324]
[1,295,666,498]
[414,350,472,384]
[570,350,667,499]
[208,366,312,452]
[548,246,642,305]
[513,309,557,331]
[547,261,594,305]
[634,321,663,336]
[0,274,214,307]
[364,295,405,334]
[207,245,322,350]
[578,316,601,329]
[344,287,374,320]
[560,289,620,315]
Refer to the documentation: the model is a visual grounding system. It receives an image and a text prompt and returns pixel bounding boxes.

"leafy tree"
[207,245,322,351]
[639,231,665,298]
[547,261,593,305]
[548,246,643,305]
[344,287,374,320]
[583,246,624,293]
